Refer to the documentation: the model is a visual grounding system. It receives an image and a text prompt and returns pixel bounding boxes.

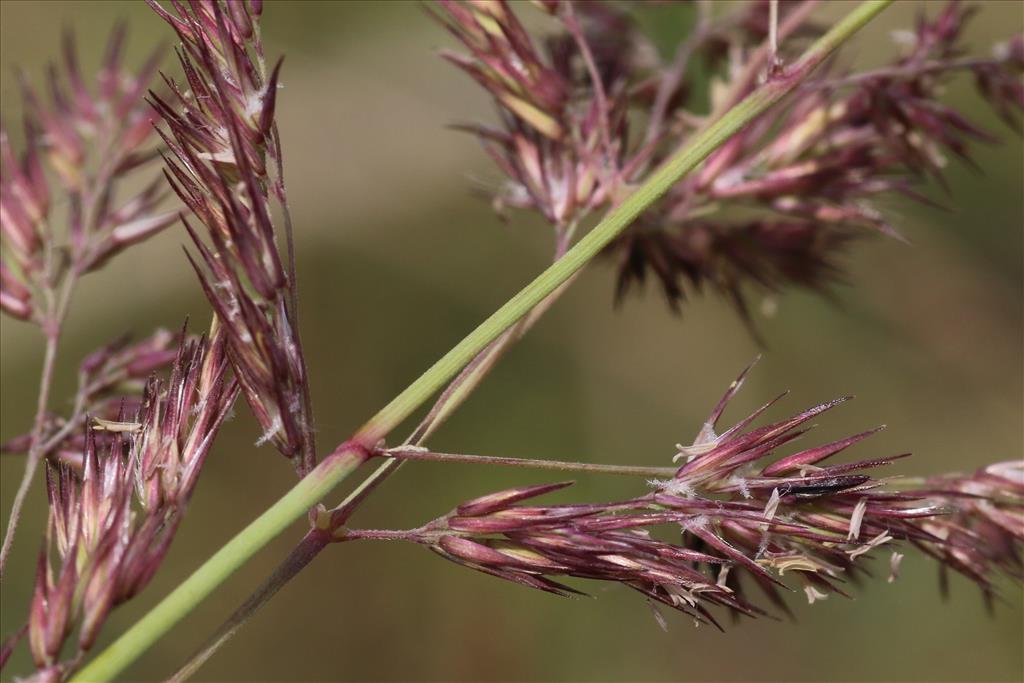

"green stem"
[72,3,890,679]
[163,259,578,682]
[72,446,367,682]
[164,529,331,683]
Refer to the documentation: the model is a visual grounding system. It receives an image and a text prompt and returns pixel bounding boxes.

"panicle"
[23,330,238,679]
[440,1,1023,328]
[0,26,175,324]
[147,1,314,470]
[381,361,1019,627]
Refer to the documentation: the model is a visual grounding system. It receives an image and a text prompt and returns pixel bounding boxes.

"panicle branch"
[344,361,1021,628]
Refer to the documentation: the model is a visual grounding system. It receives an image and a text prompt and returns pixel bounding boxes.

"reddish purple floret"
[148,0,315,473]
[25,332,238,677]
[389,361,1022,627]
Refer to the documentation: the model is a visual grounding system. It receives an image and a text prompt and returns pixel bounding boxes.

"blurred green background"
[1,1,1021,681]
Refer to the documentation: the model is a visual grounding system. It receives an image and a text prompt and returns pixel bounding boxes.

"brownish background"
[1,1,1021,681]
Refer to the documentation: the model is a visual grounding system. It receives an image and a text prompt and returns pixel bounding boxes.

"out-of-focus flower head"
[0,26,177,324]
[613,218,854,327]
[441,1,1024,329]
[613,0,1023,325]
[148,0,316,472]
[24,331,237,681]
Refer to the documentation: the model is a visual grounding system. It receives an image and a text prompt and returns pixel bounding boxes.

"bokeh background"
[1,1,1021,681]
